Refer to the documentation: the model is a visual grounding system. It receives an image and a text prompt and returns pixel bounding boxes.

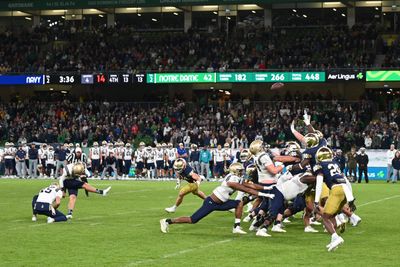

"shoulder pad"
[313,164,322,173]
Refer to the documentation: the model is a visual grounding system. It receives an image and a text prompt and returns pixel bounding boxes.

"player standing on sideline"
[46,146,56,177]
[160,162,275,234]
[100,141,108,172]
[165,143,176,178]
[4,142,15,176]
[123,143,133,178]
[155,144,165,178]
[223,143,233,167]
[214,145,225,178]
[90,142,101,177]
[31,183,67,223]
[38,144,48,177]
[116,142,125,176]
[165,158,206,213]
[145,146,156,179]
[60,162,111,219]
[15,144,27,178]
[134,142,146,177]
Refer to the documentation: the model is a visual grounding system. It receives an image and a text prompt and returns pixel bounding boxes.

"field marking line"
[126,239,232,266]
[358,195,400,208]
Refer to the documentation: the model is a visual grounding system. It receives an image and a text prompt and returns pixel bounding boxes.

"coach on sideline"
[28,143,38,178]
[356,147,369,183]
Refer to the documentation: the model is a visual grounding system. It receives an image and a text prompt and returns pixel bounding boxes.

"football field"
[0,179,399,267]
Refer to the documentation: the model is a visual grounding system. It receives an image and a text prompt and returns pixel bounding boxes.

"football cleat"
[160,219,169,233]
[249,219,258,231]
[350,214,361,227]
[232,226,247,235]
[243,215,252,223]
[165,206,176,213]
[103,186,112,196]
[283,218,291,223]
[328,236,344,252]
[31,215,37,222]
[310,219,321,226]
[66,214,73,219]
[256,228,271,237]
[271,224,286,233]
[304,226,319,233]
[47,217,55,224]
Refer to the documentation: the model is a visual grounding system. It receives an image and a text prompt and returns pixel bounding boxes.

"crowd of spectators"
[0,22,380,74]
[2,94,396,151]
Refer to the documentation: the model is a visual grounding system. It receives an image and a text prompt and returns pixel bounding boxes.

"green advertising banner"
[366,71,400,82]
[0,0,322,11]
[146,72,325,84]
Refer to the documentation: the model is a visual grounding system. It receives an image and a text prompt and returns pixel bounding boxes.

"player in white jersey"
[255,171,316,237]
[123,143,133,178]
[31,183,67,223]
[160,163,275,234]
[90,142,101,177]
[46,146,56,177]
[213,145,225,178]
[115,141,125,176]
[133,142,146,177]
[4,142,15,176]
[247,140,286,233]
[59,162,111,219]
[155,144,165,178]
[100,141,108,171]
[38,144,48,177]
[223,143,233,166]
[145,146,156,179]
[165,143,176,177]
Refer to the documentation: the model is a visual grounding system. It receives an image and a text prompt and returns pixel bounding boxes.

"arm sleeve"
[314,174,323,203]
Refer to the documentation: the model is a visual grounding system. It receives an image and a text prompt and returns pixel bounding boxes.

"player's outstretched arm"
[227,182,274,199]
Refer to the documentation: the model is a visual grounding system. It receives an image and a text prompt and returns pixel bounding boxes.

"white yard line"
[126,239,232,266]
[358,195,400,208]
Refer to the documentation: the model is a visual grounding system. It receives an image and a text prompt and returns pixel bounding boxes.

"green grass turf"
[0,179,399,267]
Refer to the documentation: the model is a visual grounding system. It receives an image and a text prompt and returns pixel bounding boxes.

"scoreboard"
[146,72,325,84]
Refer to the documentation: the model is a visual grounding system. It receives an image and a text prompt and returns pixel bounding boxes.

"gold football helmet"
[102,141,107,145]
[229,162,245,176]
[249,140,264,155]
[314,130,324,140]
[72,163,85,177]
[304,133,319,148]
[240,149,251,162]
[93,142,99,146]
[316,147,334,162]
[125,143,131,147]
[224,143,230,148]
[139,142,145,147]
[173,158,186,173]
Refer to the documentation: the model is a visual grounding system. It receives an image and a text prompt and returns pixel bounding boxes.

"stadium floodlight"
[213,11,218,15]
[99,14,104,17]
[293,9,297,12]
[126,7,141,11]
[152,18,158,22]
[366,1,381,4]
[324,2,341,5]
[333,8,337,11]
[25,17,31,21]
[303,14,307,18]
[173,12,179,16]
[252,10,256,13]
[341,13,346,17]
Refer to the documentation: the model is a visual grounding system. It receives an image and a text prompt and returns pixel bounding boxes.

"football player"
[247,140,285,233]
[145,146,156,179]
[213,145,225,178]
[90,142,101,177]
[165,143,176,177]
[165,158,206,213]
[116,141,125,176]
[59,162,111,219]
[160,162,275,234]
[155,144,165,178]
[313,147,353,252]
[31,183,67,223]
[4,142,15,176]
[46,146,56,178]
[133,142,146,177]
[38,144,48,177]
[123,143,133,178]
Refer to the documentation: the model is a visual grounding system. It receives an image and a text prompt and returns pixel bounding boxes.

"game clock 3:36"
[45,75,77,84]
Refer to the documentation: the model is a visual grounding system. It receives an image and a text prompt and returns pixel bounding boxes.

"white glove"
[175,181,181,190]
[275,161,284,167]
[303,110,311,126]
[258,192,275,199]
[290,120,295,132]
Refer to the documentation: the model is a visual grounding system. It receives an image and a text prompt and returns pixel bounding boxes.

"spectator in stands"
[334,149,346,173]
[386,144,397,183]
[356,147,369,183]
